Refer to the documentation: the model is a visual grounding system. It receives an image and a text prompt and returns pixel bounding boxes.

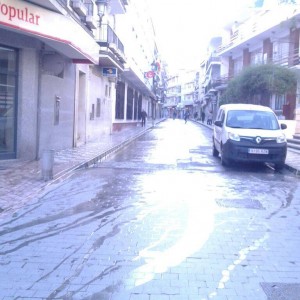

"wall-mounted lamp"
[95,0,108,26]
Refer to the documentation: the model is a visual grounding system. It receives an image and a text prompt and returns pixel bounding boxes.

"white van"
[212,103,287,170]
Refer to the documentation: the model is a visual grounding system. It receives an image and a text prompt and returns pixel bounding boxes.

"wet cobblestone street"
[1,120,300,300]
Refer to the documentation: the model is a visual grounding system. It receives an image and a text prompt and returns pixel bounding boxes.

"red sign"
[0,2,40,25]
[144,71,154,78]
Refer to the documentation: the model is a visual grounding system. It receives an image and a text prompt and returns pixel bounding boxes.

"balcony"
[71,0,87,17]
[85,15,97,29]
[85,1,97,29]
[271,47,300,68]
[206,54,221,70]
[211,75,233,91]
[98,25,125,60]
[217,6,300,56]
[97,24,126,68]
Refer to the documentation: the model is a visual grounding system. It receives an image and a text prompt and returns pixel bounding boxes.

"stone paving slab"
[261,282,300,300]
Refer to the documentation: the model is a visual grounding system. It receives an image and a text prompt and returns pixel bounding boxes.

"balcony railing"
[97,24,125,62]
[210,47,299,89]
[211,75,234,89]
[206,54,220,70]
[217,6,299,54]
[271,47,300,67]
[246,47,300,67]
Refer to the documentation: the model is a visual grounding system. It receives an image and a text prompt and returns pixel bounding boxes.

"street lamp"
[95,0,108,26]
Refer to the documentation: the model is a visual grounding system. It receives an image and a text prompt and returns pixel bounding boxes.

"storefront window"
[0,46,18,159]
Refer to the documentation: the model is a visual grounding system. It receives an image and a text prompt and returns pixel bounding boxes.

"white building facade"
[199,1,300,131]
[0,0,159,161]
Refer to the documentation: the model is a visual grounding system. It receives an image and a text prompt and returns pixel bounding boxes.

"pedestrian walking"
[207,111,212,125]
[201,111,205,123]
[173,110,177,120]
[141,109,147,127]
[184,110,190,124]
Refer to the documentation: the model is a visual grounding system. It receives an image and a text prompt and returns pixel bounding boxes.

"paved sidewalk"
[1,119,300,219]
[0,122,155,218]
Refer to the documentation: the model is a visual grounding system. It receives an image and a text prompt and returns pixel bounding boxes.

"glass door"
[0,46,18,160]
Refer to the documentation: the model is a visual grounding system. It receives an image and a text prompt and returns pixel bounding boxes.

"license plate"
[248,148,269,154]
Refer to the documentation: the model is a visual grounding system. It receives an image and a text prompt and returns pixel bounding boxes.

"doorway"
[75,71,86,147]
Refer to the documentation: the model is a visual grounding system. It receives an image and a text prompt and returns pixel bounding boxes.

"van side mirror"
[214,120,223,127]
[280,123,287,130]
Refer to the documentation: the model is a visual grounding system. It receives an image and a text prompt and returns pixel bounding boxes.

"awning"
[123,66,156,98]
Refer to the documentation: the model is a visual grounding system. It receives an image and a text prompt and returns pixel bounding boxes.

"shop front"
[0,0,100,160]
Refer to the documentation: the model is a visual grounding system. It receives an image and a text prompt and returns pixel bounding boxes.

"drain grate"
[260,282,300,300]
[216,198,264,210]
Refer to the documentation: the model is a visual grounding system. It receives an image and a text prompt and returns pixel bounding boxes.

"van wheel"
[212,139,219,157]
[274,163,284,171]
[220,145,229,166]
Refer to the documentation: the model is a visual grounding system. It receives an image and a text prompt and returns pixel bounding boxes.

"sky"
[148,0,254,72]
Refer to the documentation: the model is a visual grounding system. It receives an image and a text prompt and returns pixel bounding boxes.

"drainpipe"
[72,63,77,147]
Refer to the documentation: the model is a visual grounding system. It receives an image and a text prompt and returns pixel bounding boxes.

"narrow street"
[0,119,300,300]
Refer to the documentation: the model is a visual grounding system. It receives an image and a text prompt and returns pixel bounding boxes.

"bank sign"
[0,0,100,64]
[0,1,40,25]
[102,68,117,77]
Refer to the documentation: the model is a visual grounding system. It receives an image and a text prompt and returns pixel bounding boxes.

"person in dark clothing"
[173,110,177,120]
[207,111,212,125]
[184,110,190,124]
[201,111,205,123]
[141,109,147,127]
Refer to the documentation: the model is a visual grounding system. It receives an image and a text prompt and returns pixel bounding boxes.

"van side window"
[216,109,224,121]
[220,111,225,123]
[216,110,225,124]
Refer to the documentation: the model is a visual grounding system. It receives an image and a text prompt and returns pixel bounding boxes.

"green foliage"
[220,64,297,105]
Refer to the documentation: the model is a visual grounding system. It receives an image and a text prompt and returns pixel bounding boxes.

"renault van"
[212,104,287,170]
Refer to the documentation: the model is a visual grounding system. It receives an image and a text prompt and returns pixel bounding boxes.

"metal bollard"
[41,149,55,181]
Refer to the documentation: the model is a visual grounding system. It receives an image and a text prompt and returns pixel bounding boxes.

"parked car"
[212,103,287,170]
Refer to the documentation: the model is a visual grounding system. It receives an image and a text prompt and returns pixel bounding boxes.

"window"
[273,41,289,65]
[275,94,286,111]
[251,49,263,65]
[234,57,243,76]
[226,110,279,130]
